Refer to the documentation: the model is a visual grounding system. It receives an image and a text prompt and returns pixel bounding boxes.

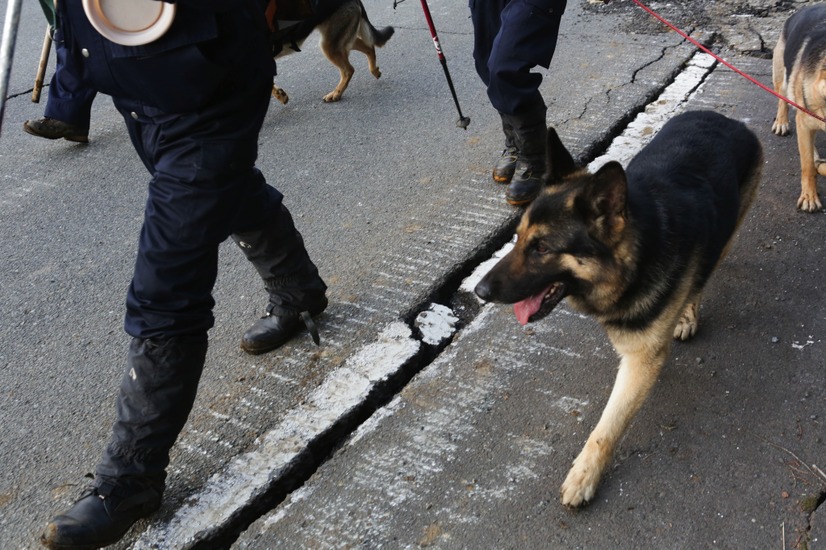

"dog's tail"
[358,0,395,47]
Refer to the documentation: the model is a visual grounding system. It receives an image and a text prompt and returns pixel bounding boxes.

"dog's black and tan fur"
[272,0,394,104]
[475,111,762,507]
[771,4,826,212]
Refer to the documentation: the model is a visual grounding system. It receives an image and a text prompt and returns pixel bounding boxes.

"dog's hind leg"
[352,38,381,79]
[560,336,669,507]
[815,153,826,177]
[771,37,790,136]
[320,45,355,102]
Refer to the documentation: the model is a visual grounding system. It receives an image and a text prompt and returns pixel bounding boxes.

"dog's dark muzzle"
[474,278,496,302]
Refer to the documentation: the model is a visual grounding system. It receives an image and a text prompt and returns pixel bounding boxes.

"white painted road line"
[132,322,420,549]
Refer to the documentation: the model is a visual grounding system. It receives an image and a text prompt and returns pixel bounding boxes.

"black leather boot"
[41,483,161,549]
[493,143,519,184]
[492,116,519,183]
[42,335,207,549]
[240,293,328,354]
[501,106,548,206]
[233,205,328,355]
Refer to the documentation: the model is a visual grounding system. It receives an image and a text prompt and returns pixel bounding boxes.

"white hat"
[82,0,176,46]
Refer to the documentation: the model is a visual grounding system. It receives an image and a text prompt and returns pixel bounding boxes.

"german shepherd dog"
[475,111,762,507]
[271,0,394,103]
[771,4,826,212]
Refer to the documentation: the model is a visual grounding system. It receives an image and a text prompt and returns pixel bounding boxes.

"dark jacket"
[59,0,274,113]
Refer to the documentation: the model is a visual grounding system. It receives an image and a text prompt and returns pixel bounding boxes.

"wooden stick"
[32,24,52,103]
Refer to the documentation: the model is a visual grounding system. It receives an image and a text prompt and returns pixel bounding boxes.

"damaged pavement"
[0,0,823,548]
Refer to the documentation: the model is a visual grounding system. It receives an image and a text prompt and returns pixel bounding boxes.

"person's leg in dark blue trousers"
[93,70,326,492]
[470,0,567,205]
[43,71,327,550]
[23,30,97,143]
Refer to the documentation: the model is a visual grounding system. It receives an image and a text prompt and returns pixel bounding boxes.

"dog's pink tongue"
[513,291,545,326]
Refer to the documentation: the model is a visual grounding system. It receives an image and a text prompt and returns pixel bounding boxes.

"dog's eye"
[534,243,550,255]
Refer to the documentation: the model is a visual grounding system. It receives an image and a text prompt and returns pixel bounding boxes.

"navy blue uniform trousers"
[117,78,281,340]
[44,30,97,131]
[470,0,567,115]
[58,0,288,340]
[100,80,309,482]
[56,1,326,485]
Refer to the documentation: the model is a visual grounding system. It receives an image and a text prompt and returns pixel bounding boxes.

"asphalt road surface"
[0,1,823,548]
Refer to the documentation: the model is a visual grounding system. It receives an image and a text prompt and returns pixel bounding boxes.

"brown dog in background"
[271,0,394,104]
[771,4,826,212]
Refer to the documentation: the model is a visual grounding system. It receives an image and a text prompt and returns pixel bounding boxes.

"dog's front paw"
[560,451,602,507]
[673,302,699,341]
[797,192,823,212]
[323,91,343,103]
[771,119,789,136]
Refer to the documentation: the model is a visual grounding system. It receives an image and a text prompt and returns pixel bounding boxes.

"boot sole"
[240,334,297,355]
[41,537,104,550]
[41,541,98,550]
[23,123,89,143]
[505,195,538,207]
[40,504,159,550]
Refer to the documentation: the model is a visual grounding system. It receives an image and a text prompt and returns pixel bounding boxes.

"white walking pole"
[0,0,24,137]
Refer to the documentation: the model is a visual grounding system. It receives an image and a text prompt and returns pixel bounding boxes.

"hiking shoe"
[23,117,89,143]
[505,160,544,206]
[492,145,519,183]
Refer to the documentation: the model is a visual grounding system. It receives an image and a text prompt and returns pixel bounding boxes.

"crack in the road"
[6,88,38,100]
[797,488,826,548]
[750,24,767,55]
[630,44,671,85]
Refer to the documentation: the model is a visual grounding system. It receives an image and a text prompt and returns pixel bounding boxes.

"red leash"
[630,0,826,124]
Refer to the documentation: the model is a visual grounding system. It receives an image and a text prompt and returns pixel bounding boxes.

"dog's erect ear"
[545,127,578,184]
[581,161,628,239]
